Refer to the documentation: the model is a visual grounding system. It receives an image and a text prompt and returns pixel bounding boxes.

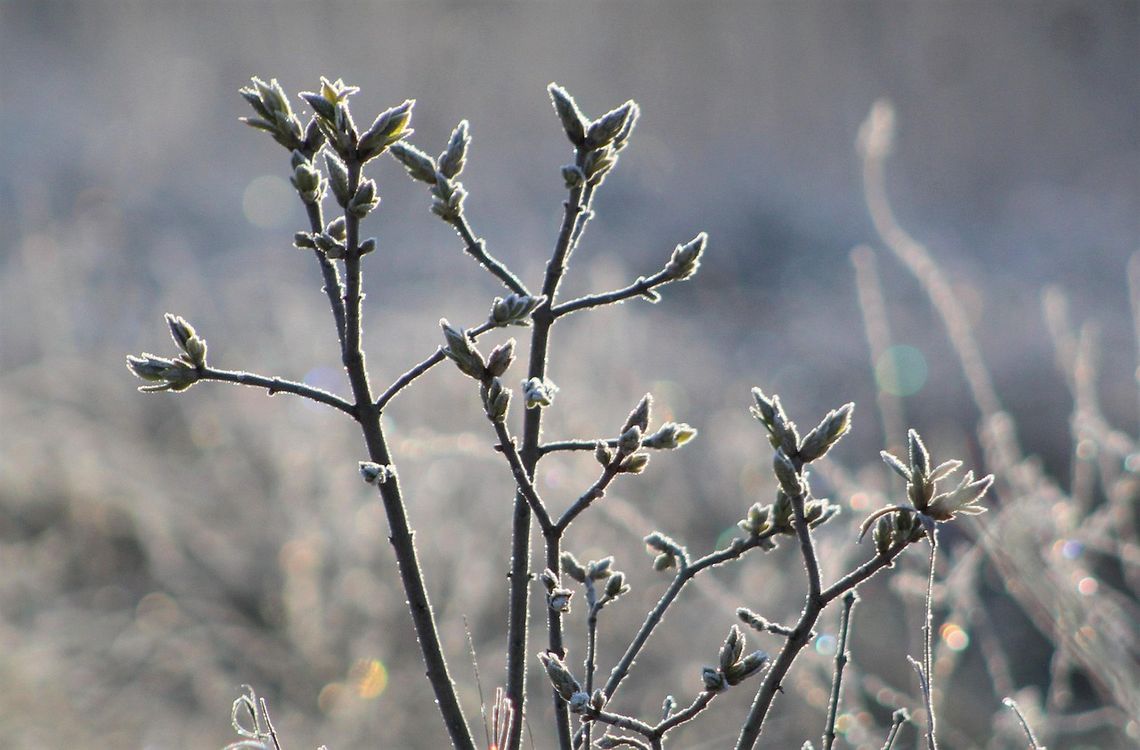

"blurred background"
[1,2,1137,748]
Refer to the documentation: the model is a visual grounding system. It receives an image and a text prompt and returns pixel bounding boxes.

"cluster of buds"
[298,77,413,164]
[702,625,769,693]
[239,77,322,155]
[540,568,575,614]
[387,120,472,224]
[751,389,853,466]
[593,394,662,474]
[548,84,639,188]
[126,314,207,393]
[644,531,686,572]
[439,320,487,380]
[862,429,993,553]
[561,553,630,610]
[322,151,380,218]
[288,150,325,204]
[489,293,546,327]
[481,377,511,423]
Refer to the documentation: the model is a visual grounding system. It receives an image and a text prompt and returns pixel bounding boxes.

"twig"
[303,200,348,351]
[198,365,355,415]
[375,321,496,411]
[492,421,555,533]
[822,591,859,750]
[452,211,530,296]
[880,709,910,750]
[1002,697,1045,750]
[920,533,939,750]
[551,266,675,319]
[556,462,623,532]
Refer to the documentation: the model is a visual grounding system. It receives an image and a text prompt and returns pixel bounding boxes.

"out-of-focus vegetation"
[1,3,1137,749]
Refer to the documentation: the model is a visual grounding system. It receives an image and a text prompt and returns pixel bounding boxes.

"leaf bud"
[701,667,728,693]
[622,393,652,433]
[485,338,516,378]
[165,313,207,367]
[772,450,804,497]
[617,425,642,454]
[726,650,769,685]
[643,422,697,450]
[560,552,587,583]
[585,101,636,150]
[521,377,558,409]
[587,556,613,580]
[388,141,438,184]
[548,83,588,148]
[561,164,585,189]
[537,652,580,701]
[325,152,351,206]
[348,178,379,219]
[440,319,486,380]
[665,232,707,280]
[603,571,629,599]
[798,402,854,463]
[359,461,394,485]
[594,441,615,467]
[293,232,316,250]
[437,120,470,179]
[618,453,650,474]
[567,691,591,714]
[359,237,376,255]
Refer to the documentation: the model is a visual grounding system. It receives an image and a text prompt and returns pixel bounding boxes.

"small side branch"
[556,463,622,532]
[822,592,859,750]
[453,213,530,296]
[551,267,675,319]
[199,366,355,416]
[493,421,556,533]
[375,321,496,411]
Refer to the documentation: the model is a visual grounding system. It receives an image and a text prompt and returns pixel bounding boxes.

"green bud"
[293,232,316,250]
[561,164,585,189]
[587,556,613,580]
[702,667,728,693]
[617,425,642,454]
[594,441,615,467]
[164,313,207,367]
[603,571,629,599]
[798,402,854,463]
[490,293,545,327]
[358,99,415,161]
[737,503,771,536]
[560,551,587,583]
[388,141,438,184]
[907,429,930,480]
[325,152,351,206]
[772,450,803,497]
[622,393,652,433]
[485,339,516,378]
[325,217,347,241]
[437,120,470,179]
[538,652,581,700]
[481,377,511,423]
[582,145,616,184]
[359,237,376,255]
[726,650,769,685]
[440,319,486,380]
[643,422,698,450]
[585,101,636,150]
[618,453,650,474]
[348,178,379,219]
[548,83,588,148]
[719,626,745,672]
[567,691,590,714]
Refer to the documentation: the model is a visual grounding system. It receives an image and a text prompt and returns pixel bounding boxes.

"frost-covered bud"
[665,232,706,281]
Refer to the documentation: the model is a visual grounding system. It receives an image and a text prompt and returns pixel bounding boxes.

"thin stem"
[1003,698,1045,750]
[584,596,601,749]
[551,267,674,319]
[880,709,910,750]
[920,535,939,750]
[452,212,530,296]
[504,159,597,750]
[555,462,623,532]
[375,321,495,411]
[339,158,476,750]
[573,534,770,749]
[303,200,348,352]
[654,691,717,736]
[198,365,355,415]
[822,591,859,750]
[735,541,909,750]
[492,421,556,533]
[790,487,824,607]
[539,438,617,455]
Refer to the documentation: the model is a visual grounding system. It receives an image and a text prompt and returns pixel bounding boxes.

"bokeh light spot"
[351,658,389,699]
[939,622,969,651]
[1060,539,1083,559]
[318,682,346,714]
[875,345,928,397]
[1077,576,1098,596]
[814,633,837,655]
[243,174,294,229]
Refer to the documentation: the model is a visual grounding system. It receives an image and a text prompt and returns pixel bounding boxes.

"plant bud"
[485,339,516,378]
[561,164,585,189]
[388,141,438,184]
[585,101,636,150]
[567,691,591,714]
[349,178,379,219]
[665,232,707,280]
[538,652,580,700]
[359,462,393,485]
[701,667,727,693]
[622,394,652,433]
[437,120,470,179]
[618,453,650,474]
[617,425,642,454]
[603,571,628,599]
[560,552,587,583]
[548,83,587,148]
[726,650,769,685]
[642,422,697,450]
[772,450,803,497]
[798,402,854,463]
[325,152,351,206]
[594,441,614,467]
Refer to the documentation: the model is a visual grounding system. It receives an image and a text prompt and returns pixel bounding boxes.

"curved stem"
[822,592,859,750]
[551,266,674,319]
[198,365,354,415]
[375,321,496,411]
[452,212,530,296]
